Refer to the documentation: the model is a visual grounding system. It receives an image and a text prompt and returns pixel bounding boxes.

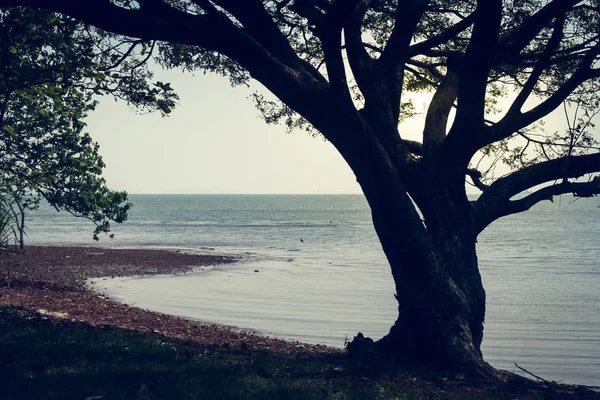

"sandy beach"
[0,245,336,354]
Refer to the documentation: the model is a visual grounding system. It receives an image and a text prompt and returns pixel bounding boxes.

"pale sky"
[85,67,588,195]
[85,69,364,194]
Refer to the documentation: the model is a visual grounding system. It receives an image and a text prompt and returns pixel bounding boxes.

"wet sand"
[0,245,336,354]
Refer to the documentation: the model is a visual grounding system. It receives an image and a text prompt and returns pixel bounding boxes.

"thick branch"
[466,169,489,192]
[374,0,429,123]
[513,179,599,208]
[380,0,430,66]
[408,12,475,57]
[344,2,376,107]
[498,0,580,58]
[343,2,410,155]
[406,58,444,81]
[0,0,221,44]
[320,25,353,103]
[0,0,337,139]
[505,13,566,116]
[211,0,301,65]
[444,0,502,165]
[478,178,599,233]
[401,139,424,156]
[422,56,460,156]
[452,0,502,130]
[296,0,362,103]
[474,152,600,232]
[481,152,600,201]
[490,42,600,144]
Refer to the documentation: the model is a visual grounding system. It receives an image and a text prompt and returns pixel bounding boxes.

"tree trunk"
[374,216,492,377]
[347,161,497,378]
[14,200,25,249]
[18,210,24,249]
[324,114,497,377]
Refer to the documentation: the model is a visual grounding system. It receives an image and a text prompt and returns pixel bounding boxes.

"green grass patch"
[0,306,593,400]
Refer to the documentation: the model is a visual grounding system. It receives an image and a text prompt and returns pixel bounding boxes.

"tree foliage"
[0,7,179,240]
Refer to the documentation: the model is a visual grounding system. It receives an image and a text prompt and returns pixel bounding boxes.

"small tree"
[4,0,599,378]
[0,187,28,249]
[0,7,179,240]
[0,193,18,286]
[0,195,17,251]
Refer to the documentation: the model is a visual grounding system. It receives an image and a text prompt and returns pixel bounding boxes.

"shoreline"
[0,245,337,354]
[3,246,600,399]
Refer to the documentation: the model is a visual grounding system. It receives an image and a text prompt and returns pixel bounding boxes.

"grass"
[0,306,596,400]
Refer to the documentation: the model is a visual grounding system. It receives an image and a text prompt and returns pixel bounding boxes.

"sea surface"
[25,194,600,386]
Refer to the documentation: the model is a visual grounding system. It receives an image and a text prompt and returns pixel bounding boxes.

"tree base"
[345,332,380,361]
[346,331,506,382]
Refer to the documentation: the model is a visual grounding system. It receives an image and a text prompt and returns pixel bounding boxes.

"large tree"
[0,7,177,240]
[3,0,600,377]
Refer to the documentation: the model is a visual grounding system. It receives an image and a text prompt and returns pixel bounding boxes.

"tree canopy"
[6,0,595,208]
[0,7,178,240]
[2,0,599,377]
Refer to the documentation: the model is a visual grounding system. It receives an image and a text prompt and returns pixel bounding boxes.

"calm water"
[26,194,600,386]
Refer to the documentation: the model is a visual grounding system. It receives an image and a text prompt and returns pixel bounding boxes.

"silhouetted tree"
[3,0,599,377]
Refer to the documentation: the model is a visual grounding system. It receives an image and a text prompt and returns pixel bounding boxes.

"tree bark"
[16,200,24,249]
[18,208,24,249]
[375,206,492,376]
[345,152,496,378]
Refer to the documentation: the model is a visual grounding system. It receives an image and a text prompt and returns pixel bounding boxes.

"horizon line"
[127,192,365,195]
[126,191,483,196]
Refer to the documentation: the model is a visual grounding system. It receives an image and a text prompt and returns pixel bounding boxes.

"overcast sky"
[86,69,366,194]
[85,67,581,195]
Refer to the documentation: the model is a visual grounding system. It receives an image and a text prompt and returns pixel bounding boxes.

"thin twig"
[514,363,555,386]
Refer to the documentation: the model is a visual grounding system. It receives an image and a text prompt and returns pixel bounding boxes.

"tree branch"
[482,152,600,201]
[474,152,600,232]
[374,0,430,123]
[0,0,338,141]
[380,0,430,66]
[343,1,376,107]
[444,0,502,164]
[422,55,460,156]
[408,12,475,57]
[401,139,424,156]
[477,178,600,233]
[489,42,600,144]
[98,39,144,72]
[406,58,444,81]
[466,168,490,192]
[505,12,566,117]
[210,0,301,65]
[498,0,580,59]
[293,0,363,104]
[0,0,222,47]
[319,22,352,103]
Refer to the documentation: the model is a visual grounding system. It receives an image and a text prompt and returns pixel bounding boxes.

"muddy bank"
[0,246,336,354]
